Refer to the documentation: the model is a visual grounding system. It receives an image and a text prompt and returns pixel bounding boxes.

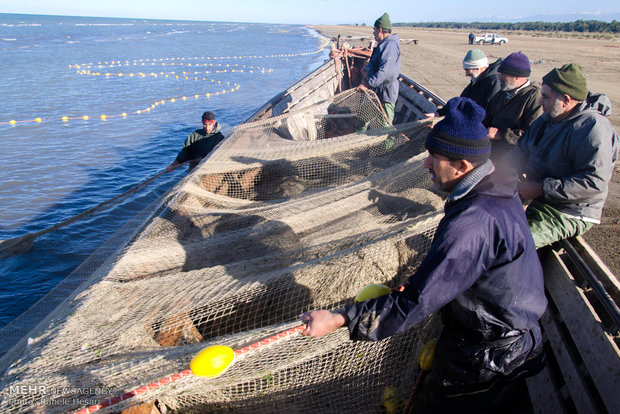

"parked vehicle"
[475,33,508,45]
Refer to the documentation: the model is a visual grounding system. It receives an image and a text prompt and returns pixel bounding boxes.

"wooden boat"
[0,41,617,414]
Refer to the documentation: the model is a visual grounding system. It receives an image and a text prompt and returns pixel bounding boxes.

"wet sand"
[312,25,620,275]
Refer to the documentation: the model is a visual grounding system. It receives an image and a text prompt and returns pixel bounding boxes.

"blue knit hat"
[498,51,531,77]
[425,97,490,162]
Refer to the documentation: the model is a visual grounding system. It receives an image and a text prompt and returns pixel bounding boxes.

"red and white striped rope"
[73,324,305,414]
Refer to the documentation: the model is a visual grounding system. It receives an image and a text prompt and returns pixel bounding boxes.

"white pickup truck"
[474,33,508,45]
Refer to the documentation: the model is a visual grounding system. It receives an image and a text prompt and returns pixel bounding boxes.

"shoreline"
[311,25,620,276]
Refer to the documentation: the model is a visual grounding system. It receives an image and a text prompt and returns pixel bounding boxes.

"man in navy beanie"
[302,97,547,413]
[484,51,542,160]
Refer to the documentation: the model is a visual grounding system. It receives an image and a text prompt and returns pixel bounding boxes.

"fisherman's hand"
[425,112,438,118]
[487,127,500,140]
[300,310,347,338]
[517,181,543,200]
[165,161,179,173]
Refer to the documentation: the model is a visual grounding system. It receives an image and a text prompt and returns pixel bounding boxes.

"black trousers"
[409,351,545,414]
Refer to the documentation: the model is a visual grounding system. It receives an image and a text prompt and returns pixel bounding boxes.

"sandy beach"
[312,25,619,274]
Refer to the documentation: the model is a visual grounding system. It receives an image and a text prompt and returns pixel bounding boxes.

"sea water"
[0,13,329,329]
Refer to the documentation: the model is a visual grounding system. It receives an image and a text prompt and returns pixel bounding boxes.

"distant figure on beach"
[483,51,542,160]
[505,63,619,248]
[468,32,475,44]
[357,12,401,123]
[166,111,226,172]
[460,49,502,110]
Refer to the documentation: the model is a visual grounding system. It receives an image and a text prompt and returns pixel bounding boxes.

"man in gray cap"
[358,12,401,123]
[483,51,542,160]
[460,48,502,110]
[506,63,619,248]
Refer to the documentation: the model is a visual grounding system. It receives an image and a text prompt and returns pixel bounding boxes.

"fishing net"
[0,89,446,413]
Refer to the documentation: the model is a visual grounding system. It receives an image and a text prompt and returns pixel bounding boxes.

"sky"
[1,0,619,25]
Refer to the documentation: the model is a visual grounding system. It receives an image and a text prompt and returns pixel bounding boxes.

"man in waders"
[301,97,547,413]
[358,12,401,124]
[166,111,225,172]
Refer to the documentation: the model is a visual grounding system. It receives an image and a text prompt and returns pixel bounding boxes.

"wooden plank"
[572,236,620,303]
[539,308,597,413]
[526,364,565,414]
[541,248,620,413]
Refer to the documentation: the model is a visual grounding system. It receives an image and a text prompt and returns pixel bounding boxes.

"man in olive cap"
[506,63,619,247]
[358,12,401,123]
[483,51,542,160]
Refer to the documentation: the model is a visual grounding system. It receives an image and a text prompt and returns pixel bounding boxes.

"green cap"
[374,12,392,31]
[542,63,588,101]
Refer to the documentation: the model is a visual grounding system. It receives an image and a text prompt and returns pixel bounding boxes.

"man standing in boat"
[166,111,226,172]
[358,12,401,124]
[301,97,547,413]
[505,63,619,248]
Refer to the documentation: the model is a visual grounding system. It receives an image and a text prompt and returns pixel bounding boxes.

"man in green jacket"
[483,51,542,161]
[166,111,226,172]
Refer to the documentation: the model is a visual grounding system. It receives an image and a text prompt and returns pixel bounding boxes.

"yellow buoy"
[382,386,405,414]
[35,118,42,123]
[354,284,391,303]
[419,339,438,371]
[190,345,235,378]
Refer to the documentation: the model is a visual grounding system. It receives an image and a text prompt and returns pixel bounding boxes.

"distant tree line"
[393,20,620,33]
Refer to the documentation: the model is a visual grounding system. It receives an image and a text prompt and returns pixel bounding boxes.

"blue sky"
[2,0,619,24]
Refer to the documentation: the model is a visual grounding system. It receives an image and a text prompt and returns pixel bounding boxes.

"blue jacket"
[344,161,547,385]
[366,33,401,104]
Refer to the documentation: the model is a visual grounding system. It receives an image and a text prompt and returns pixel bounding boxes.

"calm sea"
[0,13,329,329]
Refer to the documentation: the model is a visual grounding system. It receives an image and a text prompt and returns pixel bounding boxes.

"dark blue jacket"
[344,161,547,385]
[366,33,401,104]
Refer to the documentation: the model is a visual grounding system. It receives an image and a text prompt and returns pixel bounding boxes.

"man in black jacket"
[460,48,502,110]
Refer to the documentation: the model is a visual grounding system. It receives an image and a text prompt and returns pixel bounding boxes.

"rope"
[0,160,193,259]
[72,324,306,414]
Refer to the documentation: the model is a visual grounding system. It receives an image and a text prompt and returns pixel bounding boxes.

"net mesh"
[0,89,446,413]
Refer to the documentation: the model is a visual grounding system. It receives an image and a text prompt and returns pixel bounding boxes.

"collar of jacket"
[503,79,531,99]
[448,159,495,202]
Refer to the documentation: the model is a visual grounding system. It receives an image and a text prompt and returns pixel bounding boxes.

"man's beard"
[501,78,520,91]
[544,99,564,120]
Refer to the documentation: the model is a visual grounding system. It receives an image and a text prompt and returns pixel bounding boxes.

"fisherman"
[426,49,502,119]
[460,49,502,110]
[301,97,547,413]
[505,63,619,248]
[358,12,401,123]
[166,111,225,172]
[483,51,542,160]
